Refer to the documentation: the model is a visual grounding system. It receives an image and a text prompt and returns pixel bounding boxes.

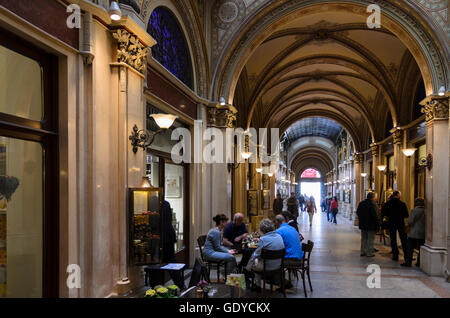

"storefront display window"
[0,137,43,297]
[0,45,43,121]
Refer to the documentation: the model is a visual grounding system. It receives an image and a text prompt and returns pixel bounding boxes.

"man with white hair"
[223,212,248,248]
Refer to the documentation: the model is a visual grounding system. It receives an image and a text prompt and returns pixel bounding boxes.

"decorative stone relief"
[371,144,380,157]
[393,129,403,144]
[422,96,450,122]
[112,29,150,74]
[207,105,237,128]
[354,153,365,164]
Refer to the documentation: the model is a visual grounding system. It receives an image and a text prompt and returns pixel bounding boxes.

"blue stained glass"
[148,7,193,89]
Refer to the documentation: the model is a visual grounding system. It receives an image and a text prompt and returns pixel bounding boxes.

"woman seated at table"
[203,214,238,276]
[245,219,285,291]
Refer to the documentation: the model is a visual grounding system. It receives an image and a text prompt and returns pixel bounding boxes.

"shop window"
[0,138,43,297]
[0,45,43,121]
[147,7,193,89]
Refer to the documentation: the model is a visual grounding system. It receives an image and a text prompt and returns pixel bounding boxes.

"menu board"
[129,188,163,266]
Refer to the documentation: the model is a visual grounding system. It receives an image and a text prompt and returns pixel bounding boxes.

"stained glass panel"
[148,7,193,89]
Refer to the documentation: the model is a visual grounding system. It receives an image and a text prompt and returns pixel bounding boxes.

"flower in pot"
[144,289,156,298]
[168,285,179,297]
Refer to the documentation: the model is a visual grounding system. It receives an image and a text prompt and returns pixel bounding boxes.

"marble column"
[420,95,449,276]
[206,103,237,220]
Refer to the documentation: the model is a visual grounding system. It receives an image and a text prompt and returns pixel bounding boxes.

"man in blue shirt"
[223,213,248,249]
[275,215,303,290]
[275,215,304,261]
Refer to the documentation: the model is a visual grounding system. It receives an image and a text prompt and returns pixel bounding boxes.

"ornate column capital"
[421,95,449,122]
[354,153,364,164]
[370,144,380,157]
[207,103,237,128]
[392,129,403,145]
[112,29,150,74]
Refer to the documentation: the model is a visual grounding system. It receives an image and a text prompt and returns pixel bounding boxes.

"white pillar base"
[420,245,447,276]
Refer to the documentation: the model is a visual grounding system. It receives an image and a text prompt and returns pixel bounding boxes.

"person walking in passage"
[286,192,299,218]
[299,194,306,211]
[357,192,380,257]
[401,198,425,267]
[326,193,332,221]
[330,196,339,224]
[273,193,284,216]
[203,214,238,275]
[304,196,317,227]
[381,191,409,261]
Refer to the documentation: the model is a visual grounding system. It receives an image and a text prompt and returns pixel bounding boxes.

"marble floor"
[281,211,450,298]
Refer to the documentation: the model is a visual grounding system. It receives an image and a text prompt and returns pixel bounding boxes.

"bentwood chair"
[197,235,226,283]
[254,248,286,298]
[284,240,314,297]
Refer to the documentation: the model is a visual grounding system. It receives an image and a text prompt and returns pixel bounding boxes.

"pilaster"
[420,95,449,276]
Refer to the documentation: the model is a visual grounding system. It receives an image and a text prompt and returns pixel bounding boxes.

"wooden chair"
[188,258,210,287]
[284,240,314,297]
[197,235,226,283]
[255,248,286,298]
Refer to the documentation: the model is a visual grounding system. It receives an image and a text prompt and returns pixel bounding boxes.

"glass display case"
[129,187,163,266]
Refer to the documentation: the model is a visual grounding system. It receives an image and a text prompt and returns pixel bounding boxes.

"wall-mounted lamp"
[109,1,122,21]
[438,86,446,96]
[227,152,253,172]
[402,148,417,158]
[219,97,226,106]
[268,172,274,177]
[256,168,263,173]
[361,173,368,178]
[377,165,387,172]
[129,114,177,154]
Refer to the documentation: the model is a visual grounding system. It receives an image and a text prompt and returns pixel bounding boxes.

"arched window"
[301,169,321,179]
[147,7,193,89]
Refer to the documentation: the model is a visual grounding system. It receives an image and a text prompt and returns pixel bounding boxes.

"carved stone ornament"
[354,153,364,164]
[393,129,403,145]
[112,29,150,74]
[207,106,236,128]
[370,144,379,157]
[422,97,449,122]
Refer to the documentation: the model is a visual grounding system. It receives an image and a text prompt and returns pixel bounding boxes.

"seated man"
[245,219,284,291]
[223,213,248,249]
[282,212,304,242]
[275,215,304,289]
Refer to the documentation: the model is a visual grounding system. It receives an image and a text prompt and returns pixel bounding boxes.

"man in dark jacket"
[273,193,284,215]
[357,192,380,257]
[286,192,299,217]
[381,191,409,261]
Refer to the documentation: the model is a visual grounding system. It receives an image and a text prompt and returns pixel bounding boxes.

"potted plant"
[144,285,179,298]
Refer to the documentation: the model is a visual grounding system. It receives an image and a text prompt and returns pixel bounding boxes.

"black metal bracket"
[129,124,161,154]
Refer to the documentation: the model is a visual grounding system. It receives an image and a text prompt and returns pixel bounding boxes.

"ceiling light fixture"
[109,1,122,21]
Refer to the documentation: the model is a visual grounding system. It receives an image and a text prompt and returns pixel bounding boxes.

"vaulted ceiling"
[285,117,343,145]
[232,6,424,152]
